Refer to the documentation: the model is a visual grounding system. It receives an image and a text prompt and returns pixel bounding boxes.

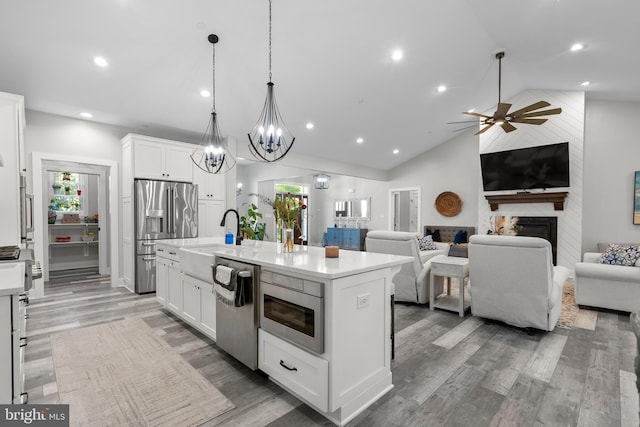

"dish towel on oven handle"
[212,264,244,307]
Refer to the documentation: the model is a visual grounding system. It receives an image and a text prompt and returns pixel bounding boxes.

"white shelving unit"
[48,223,100,271]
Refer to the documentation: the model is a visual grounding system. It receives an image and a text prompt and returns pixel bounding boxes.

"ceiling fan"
[450,51,562,135]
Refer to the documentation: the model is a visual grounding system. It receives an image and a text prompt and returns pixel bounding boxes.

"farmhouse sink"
[178,247,219,283]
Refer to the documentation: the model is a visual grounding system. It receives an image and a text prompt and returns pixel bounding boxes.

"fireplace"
[517,216,558,265]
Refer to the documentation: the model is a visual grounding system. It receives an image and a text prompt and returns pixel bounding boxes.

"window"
[49,172,82,213]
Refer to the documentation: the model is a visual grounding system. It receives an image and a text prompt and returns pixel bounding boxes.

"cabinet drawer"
[259,329,328,412]
[156,245,180,262]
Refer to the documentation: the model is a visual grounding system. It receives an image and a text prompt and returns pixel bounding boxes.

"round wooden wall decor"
[435,191,462,217]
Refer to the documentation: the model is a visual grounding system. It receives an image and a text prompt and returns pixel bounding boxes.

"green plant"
[240,203,267,240]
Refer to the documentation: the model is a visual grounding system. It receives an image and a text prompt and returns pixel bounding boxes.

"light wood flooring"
[25,273,639,426]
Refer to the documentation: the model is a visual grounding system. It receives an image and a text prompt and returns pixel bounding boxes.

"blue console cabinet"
[325,228,368,251]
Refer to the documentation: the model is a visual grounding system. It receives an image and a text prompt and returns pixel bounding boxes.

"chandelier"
[248,0,295,162]
[191,34,235,174]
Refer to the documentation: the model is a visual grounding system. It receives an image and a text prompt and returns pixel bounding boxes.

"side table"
[429,256,470,317]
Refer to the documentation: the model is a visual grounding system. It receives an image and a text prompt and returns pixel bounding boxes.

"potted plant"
[64,184,72,195]
[52,183,63,195]
[239,203,267,241]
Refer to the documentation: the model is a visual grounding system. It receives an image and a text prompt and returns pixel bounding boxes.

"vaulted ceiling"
[1,0,639,171]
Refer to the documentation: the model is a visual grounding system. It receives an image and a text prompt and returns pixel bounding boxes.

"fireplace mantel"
[485,192,568,211]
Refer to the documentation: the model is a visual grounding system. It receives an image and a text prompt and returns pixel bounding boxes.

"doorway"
[44,167,107,280]
[32,152,119,299]
[389,187,421,233]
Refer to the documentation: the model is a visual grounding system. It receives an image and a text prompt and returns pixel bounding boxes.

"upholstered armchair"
[365,230,449,304]
[575,252,640,312]
[468,235,570,331]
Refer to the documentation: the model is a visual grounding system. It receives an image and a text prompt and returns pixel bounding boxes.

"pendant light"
[248,0,295,162]
[191,34,235,174]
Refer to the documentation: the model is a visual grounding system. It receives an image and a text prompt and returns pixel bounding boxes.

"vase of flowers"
[488,215,523,235]
[253,192,306,252]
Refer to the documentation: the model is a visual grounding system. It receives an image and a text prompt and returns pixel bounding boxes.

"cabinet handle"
[142,242,156,246]
[24,314,29,320]
[279,360,297,372]
[20,337,28,348]
[143,256,156,261]
[19,294,29,305]
[157,248,165,252]
[169,251,177,255]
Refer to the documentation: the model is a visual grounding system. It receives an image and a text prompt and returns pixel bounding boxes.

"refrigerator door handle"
[166,187,172,238]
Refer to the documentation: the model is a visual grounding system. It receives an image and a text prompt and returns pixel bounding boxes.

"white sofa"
[468,235,570,331]
[575,252,640,312]
[365,230,449,304]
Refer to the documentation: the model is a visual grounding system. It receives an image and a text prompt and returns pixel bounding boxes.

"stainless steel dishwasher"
[214,257,260,370]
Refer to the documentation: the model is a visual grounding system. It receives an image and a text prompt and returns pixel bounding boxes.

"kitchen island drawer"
[258,329,328,412]
[156,244,179,262]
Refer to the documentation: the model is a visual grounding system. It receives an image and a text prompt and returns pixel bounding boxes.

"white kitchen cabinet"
[259,329,329,412]
[198,200,226,238]
[0,92,24,246]
[181,274,200,323]
[166,258,182,314]
[192,152,227,200]
[199,281,216,338]
[177,273,217,340]
[121,134,194,183]
[156,256,168,307]
[0,263,27,404]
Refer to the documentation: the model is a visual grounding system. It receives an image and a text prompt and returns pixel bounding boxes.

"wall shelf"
[485,192,568,211]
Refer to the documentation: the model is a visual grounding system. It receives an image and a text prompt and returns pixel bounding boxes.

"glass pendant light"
[191,34,235,174]
[248,0,295,162]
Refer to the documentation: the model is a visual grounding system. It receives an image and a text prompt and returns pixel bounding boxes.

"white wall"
[478,90,585,270]
[583,100,640,252]
[388,126,480,231]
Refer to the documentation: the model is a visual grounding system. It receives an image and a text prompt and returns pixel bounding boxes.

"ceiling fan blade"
[501,122,517,133]
[463,111,492,119]
[448,120,480,124]
[476,123,494,135]
[494,103,512,117]
[509,101,551,117]
[453,124,479,132]
[519,107,562,118]
[510,118,548,125]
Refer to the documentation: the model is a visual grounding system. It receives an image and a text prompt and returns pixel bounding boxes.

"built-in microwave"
[260,275,324,354]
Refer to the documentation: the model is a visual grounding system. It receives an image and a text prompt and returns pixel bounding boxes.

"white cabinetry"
[198,200,226,238]
[0,92,25,246]
[123,134,194,183]
[192,152,227,200]
[181,274,200,323]
[167,260,182,313]
[0,263,27,404]
[259,329,328,411]
[156,256,168,307]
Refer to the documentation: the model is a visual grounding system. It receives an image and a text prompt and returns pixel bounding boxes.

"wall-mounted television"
[480,142,570,191]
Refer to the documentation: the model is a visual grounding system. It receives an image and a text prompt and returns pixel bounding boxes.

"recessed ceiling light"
[80,112,93,118]
[580,81,591,86]
[306,122,314,129]
[570,43,584,52]
[237,182,243,189]
[93,56,108,67]
[391,49,403,62]
[393,149,399,154]
[437,85,447,93]
[356,137,364,144]
[200,89,210,97]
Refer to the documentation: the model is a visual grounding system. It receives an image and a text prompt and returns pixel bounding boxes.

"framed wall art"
[634,171,640,225]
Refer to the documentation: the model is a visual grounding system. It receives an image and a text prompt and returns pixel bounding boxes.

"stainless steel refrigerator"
[135,179,198,293]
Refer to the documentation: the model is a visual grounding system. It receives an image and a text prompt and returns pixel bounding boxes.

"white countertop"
[0,262,25,296]
[163,239,412,280]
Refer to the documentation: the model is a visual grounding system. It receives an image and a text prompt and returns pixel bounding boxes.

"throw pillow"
[453,230,468,244]
[598,244,640,266]
[426,228,442,242]
[418,235,438,251]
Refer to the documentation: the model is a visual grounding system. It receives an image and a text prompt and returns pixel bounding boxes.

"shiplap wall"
[477,90,585,270]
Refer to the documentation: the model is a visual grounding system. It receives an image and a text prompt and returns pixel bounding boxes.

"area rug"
[50,318,234,426]
[556,282,579,330]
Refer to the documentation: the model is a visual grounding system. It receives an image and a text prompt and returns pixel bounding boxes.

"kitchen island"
[154,238,411,426]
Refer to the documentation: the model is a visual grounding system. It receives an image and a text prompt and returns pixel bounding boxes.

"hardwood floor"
[25,273,638,426]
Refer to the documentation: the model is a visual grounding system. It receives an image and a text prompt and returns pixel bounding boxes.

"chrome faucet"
[220,208,243,245]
